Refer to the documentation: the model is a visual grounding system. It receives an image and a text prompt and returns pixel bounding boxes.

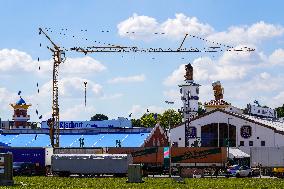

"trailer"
[0,147,53,175]
[250,147,284,177]
[108,147,227,177]
[51,154,132,177]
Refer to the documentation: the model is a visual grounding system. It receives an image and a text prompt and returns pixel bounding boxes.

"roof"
[171,109,284,134]
[229,148,250,158]
[16,97,26,105]
[0,133,151,148]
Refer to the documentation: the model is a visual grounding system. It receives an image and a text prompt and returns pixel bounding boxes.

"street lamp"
[227,118,233,162]
[165,100,174,178]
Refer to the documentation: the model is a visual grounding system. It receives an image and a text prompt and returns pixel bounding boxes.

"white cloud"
[160,13,214,39]
[38,77,103,98]
[117,13,214,40]
[164,46,265,86]
[100,93,123,100]
[207,21,284,45]
[273,91,284,106]
[108,74,145,84]
[0,88,18,119]
[128,104,165,119]
[269,48,284,65]
[60,104,96,120]
[0,49,106,76]
[117,13,159,40]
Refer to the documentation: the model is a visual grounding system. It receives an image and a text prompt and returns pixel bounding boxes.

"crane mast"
[39,28,65,147]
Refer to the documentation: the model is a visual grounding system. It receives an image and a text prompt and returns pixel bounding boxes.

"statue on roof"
[184,63,193,81]
[212,81,224,101]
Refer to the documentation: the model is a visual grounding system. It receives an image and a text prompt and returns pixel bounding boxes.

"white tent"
[229,148,250,158]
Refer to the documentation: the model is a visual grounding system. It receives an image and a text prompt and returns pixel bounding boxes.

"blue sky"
[0,0,284,121]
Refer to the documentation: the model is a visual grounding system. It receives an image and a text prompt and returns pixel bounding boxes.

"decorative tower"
[178,63,200,146]
[10,97,31,129]
[204,81,231,112]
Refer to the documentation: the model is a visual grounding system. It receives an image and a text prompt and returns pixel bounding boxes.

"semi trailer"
[51,154,132,176]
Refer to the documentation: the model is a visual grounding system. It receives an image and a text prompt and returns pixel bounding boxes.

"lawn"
[0,177,283,189]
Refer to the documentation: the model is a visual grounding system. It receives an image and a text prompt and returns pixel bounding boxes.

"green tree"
[276,104,284,118]
[140,113,160,128]
[90,114,108,121]
[131,119,142,127]
[159,109,182,129]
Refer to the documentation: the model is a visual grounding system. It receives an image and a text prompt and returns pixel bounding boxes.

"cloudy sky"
[0,0,284,121]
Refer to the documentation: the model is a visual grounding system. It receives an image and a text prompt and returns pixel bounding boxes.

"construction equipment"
[39,28,66,147]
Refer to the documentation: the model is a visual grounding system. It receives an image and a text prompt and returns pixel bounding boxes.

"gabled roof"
[171,108,284,135]
[141,123,167,147]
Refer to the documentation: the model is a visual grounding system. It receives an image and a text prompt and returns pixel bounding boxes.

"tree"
[90,114,108,121]
[276,104,284,118]
[159,109,182,129]
[140,113,160,128]
[131,119,142,127]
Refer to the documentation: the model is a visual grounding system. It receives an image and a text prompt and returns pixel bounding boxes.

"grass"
[0,176,283,189]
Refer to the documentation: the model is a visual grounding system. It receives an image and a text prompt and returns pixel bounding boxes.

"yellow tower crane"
[39,28,66,148]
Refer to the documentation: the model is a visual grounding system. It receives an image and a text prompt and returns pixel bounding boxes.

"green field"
[1,177,283,189]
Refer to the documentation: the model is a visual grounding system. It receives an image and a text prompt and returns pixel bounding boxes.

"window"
[240,141,244,146]
[261,141,265,146]
[249,141,253,146]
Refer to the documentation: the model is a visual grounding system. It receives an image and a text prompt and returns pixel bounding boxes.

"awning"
[229,148,250,158]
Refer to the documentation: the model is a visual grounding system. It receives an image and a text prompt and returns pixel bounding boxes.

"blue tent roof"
[0,133,150,148]
[16,97,26,105]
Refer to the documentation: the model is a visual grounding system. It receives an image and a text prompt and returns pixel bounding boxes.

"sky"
[0,0,284,121]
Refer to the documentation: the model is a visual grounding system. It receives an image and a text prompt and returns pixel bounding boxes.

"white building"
[171,64,284,154]
[171,108,284,153]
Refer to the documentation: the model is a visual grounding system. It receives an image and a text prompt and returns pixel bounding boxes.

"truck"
[0,147,53,175]
[250,147,284,177]
[51,154,132,177]
[108,147,227,177]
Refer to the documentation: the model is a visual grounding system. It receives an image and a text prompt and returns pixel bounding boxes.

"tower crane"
[39,28,66,148]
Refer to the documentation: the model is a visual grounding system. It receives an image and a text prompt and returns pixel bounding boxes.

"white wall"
[170,125,185,147]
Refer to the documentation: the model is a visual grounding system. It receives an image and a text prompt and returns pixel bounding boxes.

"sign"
[131,147,158,157]
[41,119,132,129]
[241,125,252,138]
[172,148,221,163]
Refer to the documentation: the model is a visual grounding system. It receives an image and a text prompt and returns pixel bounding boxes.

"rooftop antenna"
[84,81,87,107]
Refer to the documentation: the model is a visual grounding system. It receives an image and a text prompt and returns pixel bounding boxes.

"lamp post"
[165,100,174,178]
[227,118,233,161]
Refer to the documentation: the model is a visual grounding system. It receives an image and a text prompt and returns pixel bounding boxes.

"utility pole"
[39,28,66,147]
[84,82,87,107]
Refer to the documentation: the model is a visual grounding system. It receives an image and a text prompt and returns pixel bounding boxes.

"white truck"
[52,154,132,177]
